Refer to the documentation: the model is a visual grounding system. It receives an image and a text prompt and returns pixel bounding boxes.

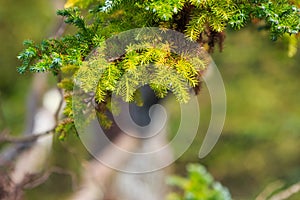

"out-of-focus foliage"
[167,164,231,200]
[168,26,300,199]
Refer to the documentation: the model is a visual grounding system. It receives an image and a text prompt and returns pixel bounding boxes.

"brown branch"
[0,129,54,144]
[0,173,23,200]
[0,166,78,200]
[22,166,78,191]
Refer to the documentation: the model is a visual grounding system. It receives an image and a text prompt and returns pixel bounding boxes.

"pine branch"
[16,0,300,133]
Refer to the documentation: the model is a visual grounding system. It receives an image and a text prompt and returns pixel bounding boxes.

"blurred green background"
[0,0,299,199]
[0,0,56,133]
[169,27,300,199]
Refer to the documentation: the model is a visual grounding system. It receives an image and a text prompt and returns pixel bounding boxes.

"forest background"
[0,0,300,199]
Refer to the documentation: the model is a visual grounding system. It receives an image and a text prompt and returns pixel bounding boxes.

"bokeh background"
[0,0,299,199]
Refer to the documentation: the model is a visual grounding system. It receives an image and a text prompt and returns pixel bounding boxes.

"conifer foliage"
[17,0,299,137]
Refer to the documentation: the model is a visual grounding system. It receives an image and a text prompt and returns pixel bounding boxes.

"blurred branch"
[269,182,300,200]
[22,166,78,191]
[0,129,54,144]
[256,181,284,200]
[53,20,67,39]
[70,132,139,200]
[0,173,23,200]
[54,73,64,125]
[51,0,67,39]
[0,166,78,200]
[0,0,67,197]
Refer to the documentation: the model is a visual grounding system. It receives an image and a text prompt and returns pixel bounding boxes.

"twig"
[54,72,64,125]
[21,166,78,191]
[255,181,284,200]
[269,182,300,200]
[53,20,67,39]
[0,129,54,144]
[51,0,67,39]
